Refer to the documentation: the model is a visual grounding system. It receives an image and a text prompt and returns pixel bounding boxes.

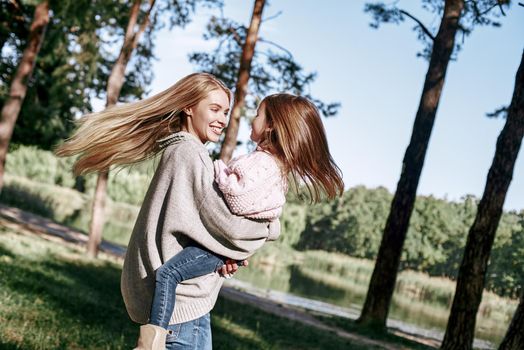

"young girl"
[138,93,344,349]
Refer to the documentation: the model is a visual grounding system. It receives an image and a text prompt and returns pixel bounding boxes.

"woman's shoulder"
[158,132,212,173]
[161,133,208,160]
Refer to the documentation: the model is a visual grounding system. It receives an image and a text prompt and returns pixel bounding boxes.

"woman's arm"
[175,144,274,243]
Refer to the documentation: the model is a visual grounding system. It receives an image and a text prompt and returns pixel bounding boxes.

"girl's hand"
[219,259,249,278]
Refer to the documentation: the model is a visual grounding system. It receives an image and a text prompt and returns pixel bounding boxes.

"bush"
[5,145,77,188]
[1,175,84,221]
[0,175,138,246]
[5,144,156,205]
[280,202,307,247]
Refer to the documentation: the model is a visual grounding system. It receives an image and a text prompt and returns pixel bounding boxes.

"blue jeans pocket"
[166,323,182,343]
[164,314,212,350]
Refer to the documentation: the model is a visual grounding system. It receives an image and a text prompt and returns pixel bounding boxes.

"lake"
[234,248,517,349]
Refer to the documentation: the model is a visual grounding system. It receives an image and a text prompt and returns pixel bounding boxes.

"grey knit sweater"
[121,132,279,325]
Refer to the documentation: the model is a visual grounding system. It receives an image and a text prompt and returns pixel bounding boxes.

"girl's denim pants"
[149,244,225,329]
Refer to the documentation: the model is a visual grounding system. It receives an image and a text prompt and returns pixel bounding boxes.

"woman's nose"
[218,114,227,126]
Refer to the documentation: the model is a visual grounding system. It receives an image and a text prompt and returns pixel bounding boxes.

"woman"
[56,73,278,349]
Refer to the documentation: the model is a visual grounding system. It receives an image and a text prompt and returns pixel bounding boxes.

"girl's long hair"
[260,93,344,202]
[55,73,231,176]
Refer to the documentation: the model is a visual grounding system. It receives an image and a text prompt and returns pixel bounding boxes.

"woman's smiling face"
[184,89,230,143]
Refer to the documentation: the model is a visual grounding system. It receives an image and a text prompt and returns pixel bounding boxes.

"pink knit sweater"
[214,149,287,220]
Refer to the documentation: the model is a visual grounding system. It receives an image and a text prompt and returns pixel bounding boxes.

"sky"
[96,1,524,211]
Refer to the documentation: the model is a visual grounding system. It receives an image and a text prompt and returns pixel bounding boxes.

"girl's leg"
[149,245,224,328]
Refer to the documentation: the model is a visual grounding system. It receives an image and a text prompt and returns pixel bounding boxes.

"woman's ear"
[183,107,192,117]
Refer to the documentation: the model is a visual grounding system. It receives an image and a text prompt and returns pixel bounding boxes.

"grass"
[0,221,382,350]
[315,314,436,350]
[0,224,135,349]
[299,250,517,323]
[212,298,364,350]
[5,145,156,206]
[0,175,138,246]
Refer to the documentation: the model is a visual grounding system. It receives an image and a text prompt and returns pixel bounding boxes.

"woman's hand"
[219,259,249,278]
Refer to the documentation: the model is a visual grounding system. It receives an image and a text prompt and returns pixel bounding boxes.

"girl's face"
[184,89,230,143]
[251,102,269,143]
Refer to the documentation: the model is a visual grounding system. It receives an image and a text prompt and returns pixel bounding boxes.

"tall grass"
[299,251,517,316]
[0,175,138,246]
[293,250,518,345]
[6,144,78,188]
[5,144,157,205]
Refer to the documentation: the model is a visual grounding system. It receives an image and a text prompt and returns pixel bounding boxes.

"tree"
[190,3,340,159]
[441,49,524,350]
[295,186,392,258]
[0,0,28,54]
[86,0,222,258]
[0,0,49,192]
[0,1,156,150]
[358,0,509,328]
[498,291,524,350]
[87,0,156,258]
[486,210,524,297]
[219,0,265,162]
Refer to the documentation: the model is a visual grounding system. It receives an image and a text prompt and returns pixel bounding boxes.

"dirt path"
[0,204,438,350]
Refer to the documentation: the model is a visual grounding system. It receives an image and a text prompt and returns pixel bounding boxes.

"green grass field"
[0,221,392,350]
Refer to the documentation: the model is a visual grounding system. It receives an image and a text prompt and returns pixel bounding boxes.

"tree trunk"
[441,50,524,350]
[87,170,108,258]
[87,0,155,258]
[498,291,524,350]
[219,0,265,162]
[357,0,464,328]
[0,0,49,192]
[106,0,156,106]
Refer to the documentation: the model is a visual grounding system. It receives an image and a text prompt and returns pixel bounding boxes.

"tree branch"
[8,0,22,11]
[212,36,229,62]
[132,0,156,50]
[478,2,500,17]
[497,1,506,16]
[262,10,282,23]
[257,38,293,58]
[227,25,243,46]
[399,9,435,42]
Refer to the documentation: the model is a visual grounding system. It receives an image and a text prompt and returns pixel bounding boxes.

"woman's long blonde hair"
[55,73,231,175]
[259,93,344,202]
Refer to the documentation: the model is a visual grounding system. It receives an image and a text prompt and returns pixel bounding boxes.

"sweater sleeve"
[214,152,276,196]
[213,157,252,197]
[174,144,273,248]
[213,152,285,218]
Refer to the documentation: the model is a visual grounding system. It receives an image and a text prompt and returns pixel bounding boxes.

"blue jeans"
[150,245,225,328]
[165,313,212,350]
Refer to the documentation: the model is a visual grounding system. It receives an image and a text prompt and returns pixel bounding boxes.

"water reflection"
[235,257,509,348]
[288,265,361,306]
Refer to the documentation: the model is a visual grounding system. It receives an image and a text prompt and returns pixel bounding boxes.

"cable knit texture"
[214,149,287,220]
[121,132,280,325]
